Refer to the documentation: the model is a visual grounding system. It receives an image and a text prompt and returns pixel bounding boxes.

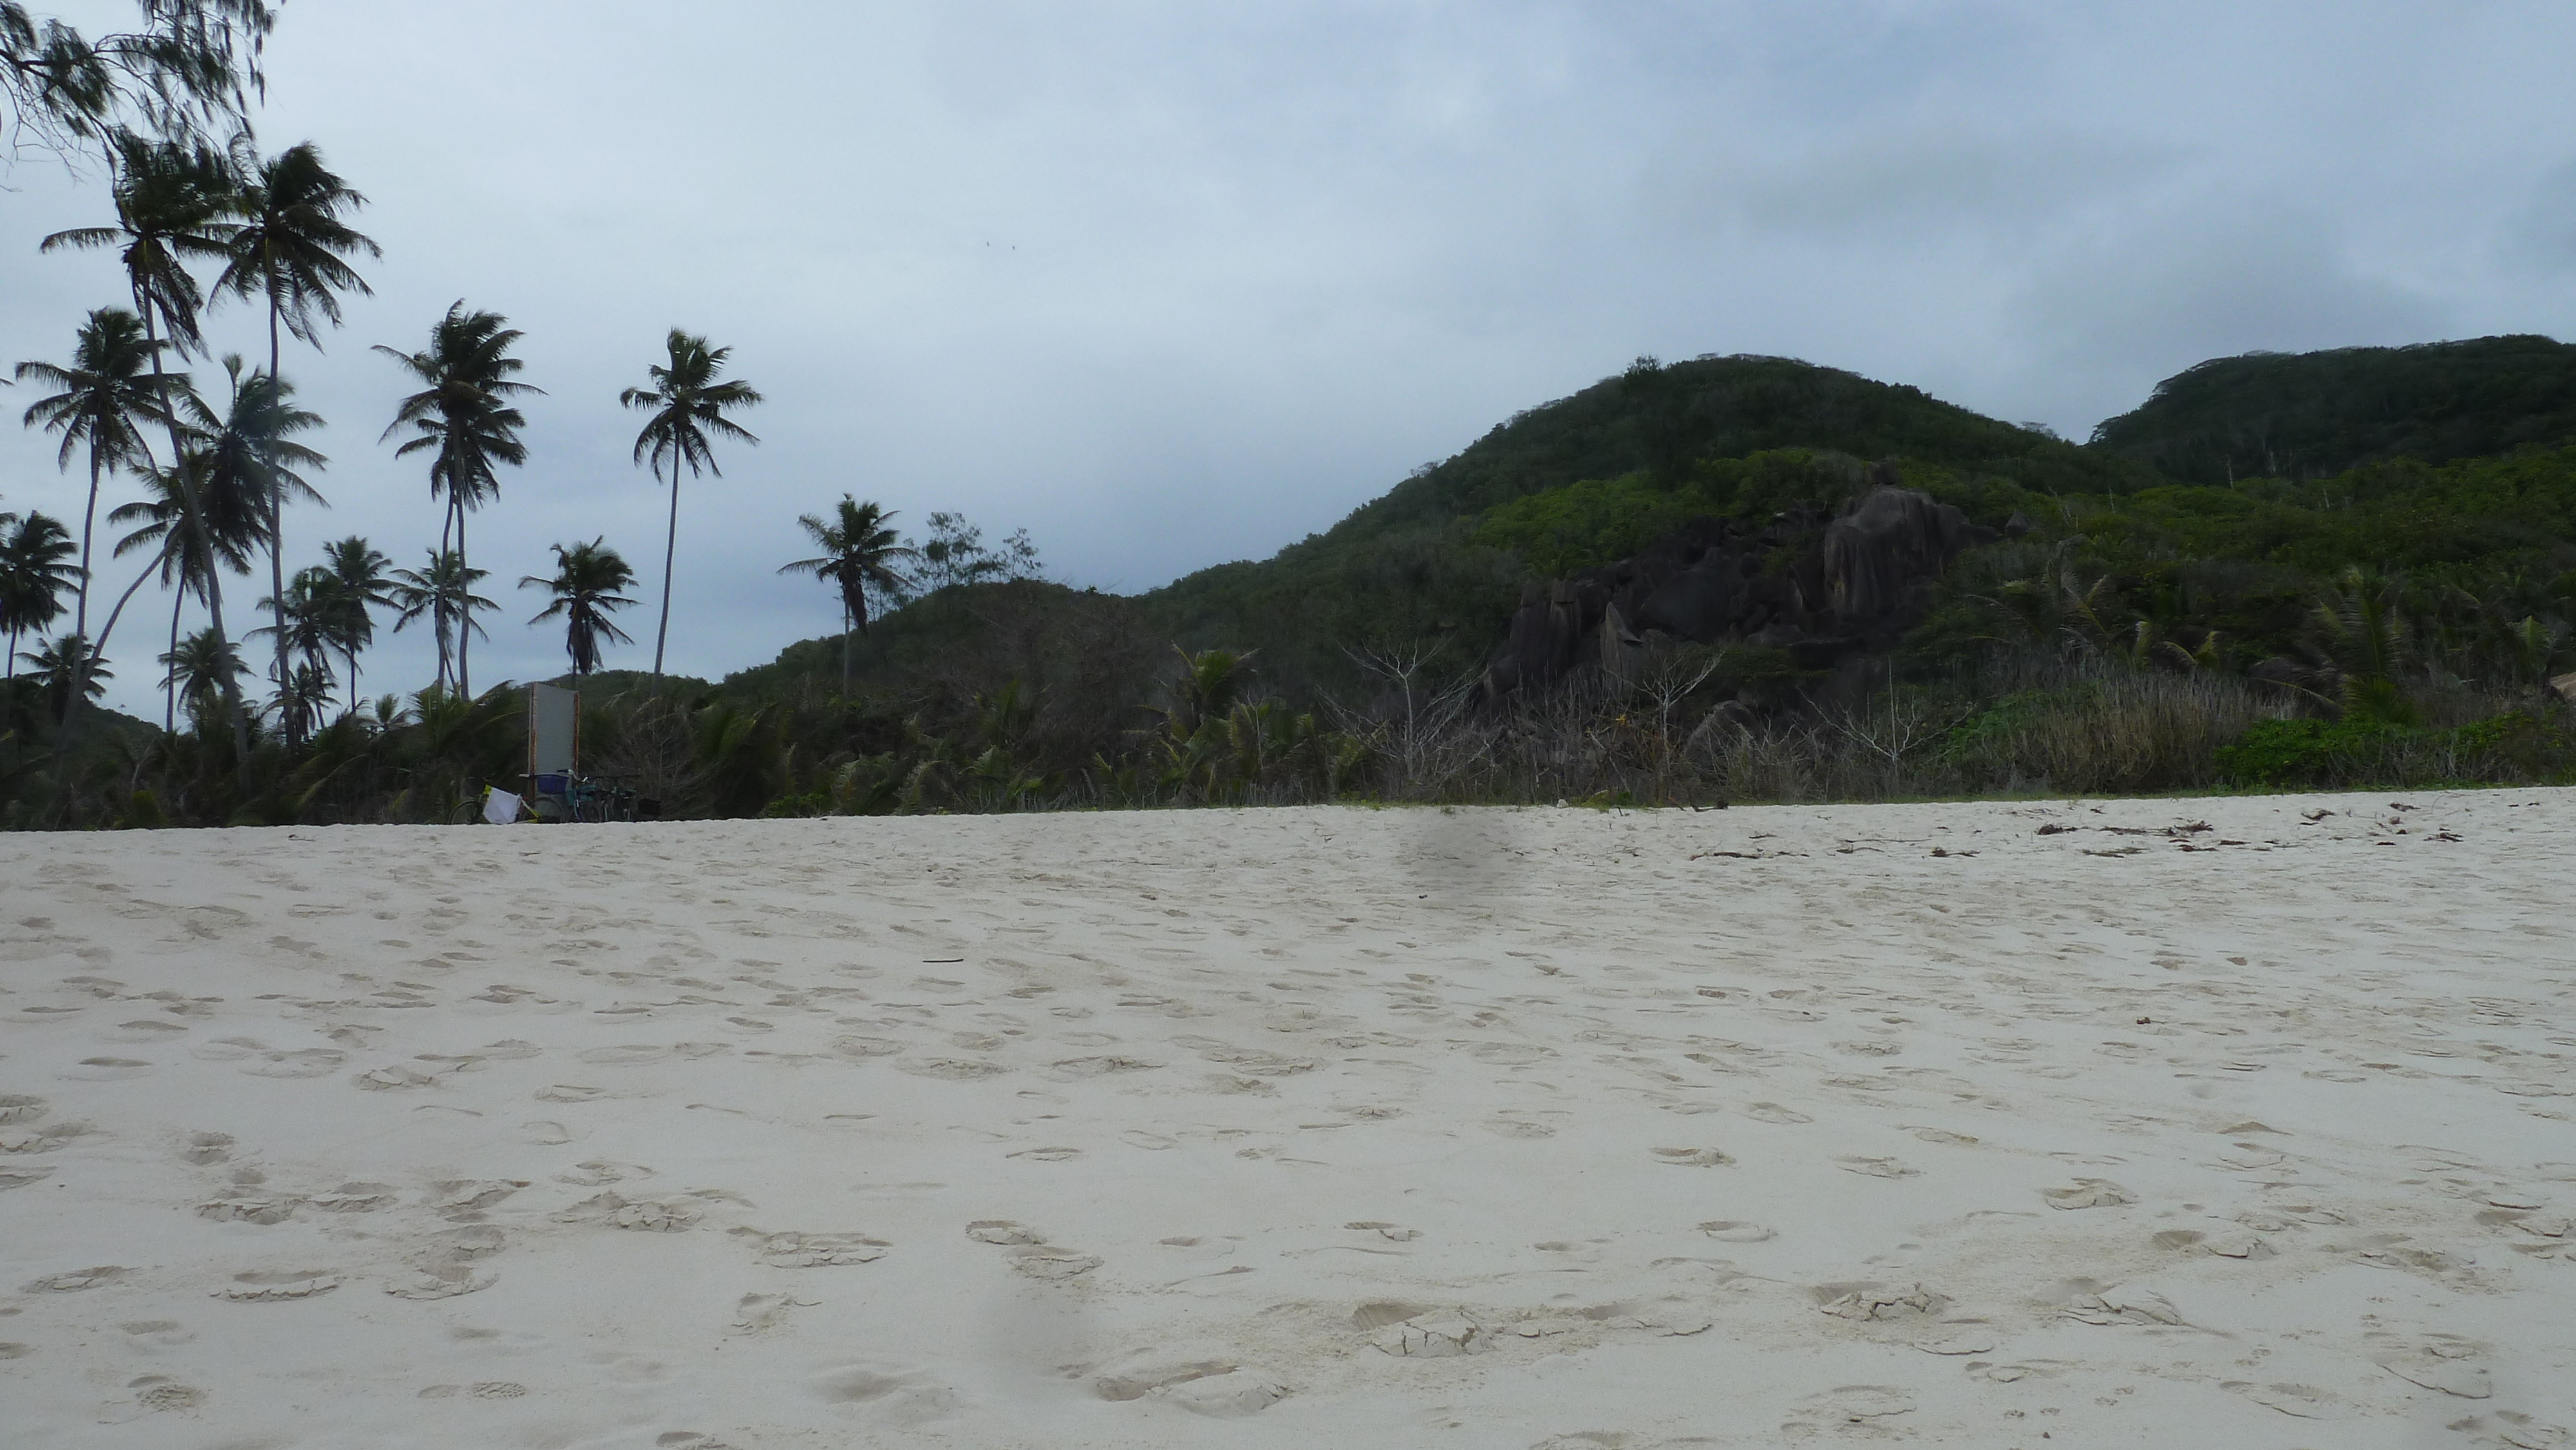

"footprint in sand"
[308,1183,399,1212]
[965,1219,1045,1245]
[1780,1385,1913,1437]
[419,1381,527,1399]
[556,1192,701,1232]
[431,1180,527,1216]
[742,1230,890,1267]
[2062,1286,2184,1326]
[1741,1102,1812,1125]
[104,1019,188,1044]
[2224,1380,2344,1418]
[1487,1118,1557,1140]
[1834,1156,1917,1178]
[0,1165,55,1191]
[27,1265,126,1291]
[131,1377,208,1411]
[118,1319,196,1348]
[2041,1179,2136,1209]
[0,1095,46,1123]
[1698,1221,1777,1243]
[191,1037,346,1077]
[1345,1221,1422,1241]
[899,1058,1010,1080]
[1007,1146,1082,1162]
[354,1065,444,1091]
[0,1121,90,1154]
[557,1160,651,1186]
[220,1268,341,1301]
[1817,1283,1947,1321]
[387,1259,497,1300]
[807,1361,960,1424]
[1653,1147,1736,1168]
[60,1057,153,1080]
[535,1084,606,1103]
[731,1292,812,1333]
[194,1194,296,1225]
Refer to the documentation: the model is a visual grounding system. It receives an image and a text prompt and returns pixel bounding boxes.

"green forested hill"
[1140,353,2161,696]
[2090,334,2576,484]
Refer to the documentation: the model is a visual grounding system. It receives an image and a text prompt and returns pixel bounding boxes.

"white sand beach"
[3,793,2572,1449]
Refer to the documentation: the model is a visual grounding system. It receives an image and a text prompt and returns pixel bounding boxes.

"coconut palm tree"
[386,548,493,692]
[252,564,341,740]
[157,625,244,731]
[181,355,323,736]
[777,496,916,695]
[214,139,377,702]
[318,535,392,702]
[14,306,174,637]
[21,632,110,722]
[41,132,244,748]
[104,444,263,731]
[621,330,760,686]
[0,511,80,679]
[521,538,638,677]
[376,303,537,697]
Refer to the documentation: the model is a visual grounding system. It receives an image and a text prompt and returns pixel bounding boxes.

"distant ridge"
[2091,334,2576,484]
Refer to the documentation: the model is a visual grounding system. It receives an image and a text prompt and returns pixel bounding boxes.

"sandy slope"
[1,793,2572,1449]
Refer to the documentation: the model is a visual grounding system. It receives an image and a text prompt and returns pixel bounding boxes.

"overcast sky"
[8,1,2576,719]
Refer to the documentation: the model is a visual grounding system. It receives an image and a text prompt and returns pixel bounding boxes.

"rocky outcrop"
[1480,472,1995,702]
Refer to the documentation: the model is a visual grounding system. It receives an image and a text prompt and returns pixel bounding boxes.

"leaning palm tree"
[377,302,538,697]
[214,139,378,702]
[777,496,916,695]
[41,132,244,747]
[318,535,393,702]
[14,307,174,637]
[621,330,760,686]
[0,511,80,680]
[386,548,493,692]
[521,538,638,677]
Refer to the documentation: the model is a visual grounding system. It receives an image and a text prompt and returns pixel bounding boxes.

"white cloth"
[482,787,524,825]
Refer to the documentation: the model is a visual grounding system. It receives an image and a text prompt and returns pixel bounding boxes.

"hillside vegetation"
[12,339,2576,827]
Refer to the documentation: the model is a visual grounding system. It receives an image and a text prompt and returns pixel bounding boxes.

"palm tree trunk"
[840,599,851,697]
[138,300,247,765]
[265,296,291,747]
[167,585,183,732]
[75,447,102,639]
[652,460,679,688]
[433,497,455,693]
[455,500,471,697]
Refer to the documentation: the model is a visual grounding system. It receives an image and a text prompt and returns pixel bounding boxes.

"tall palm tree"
[386,547,493,692]
[318,535,392,702]
[41,132,243,748]
[183,354,323,737]
[778,496,916,695]
[214,139,377,703]
[104,446,262,730]
[621,330,760,686]
[376,302,537,696]
[14,306,173,637]
[521,538,638,677]
[0,511,80,680]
